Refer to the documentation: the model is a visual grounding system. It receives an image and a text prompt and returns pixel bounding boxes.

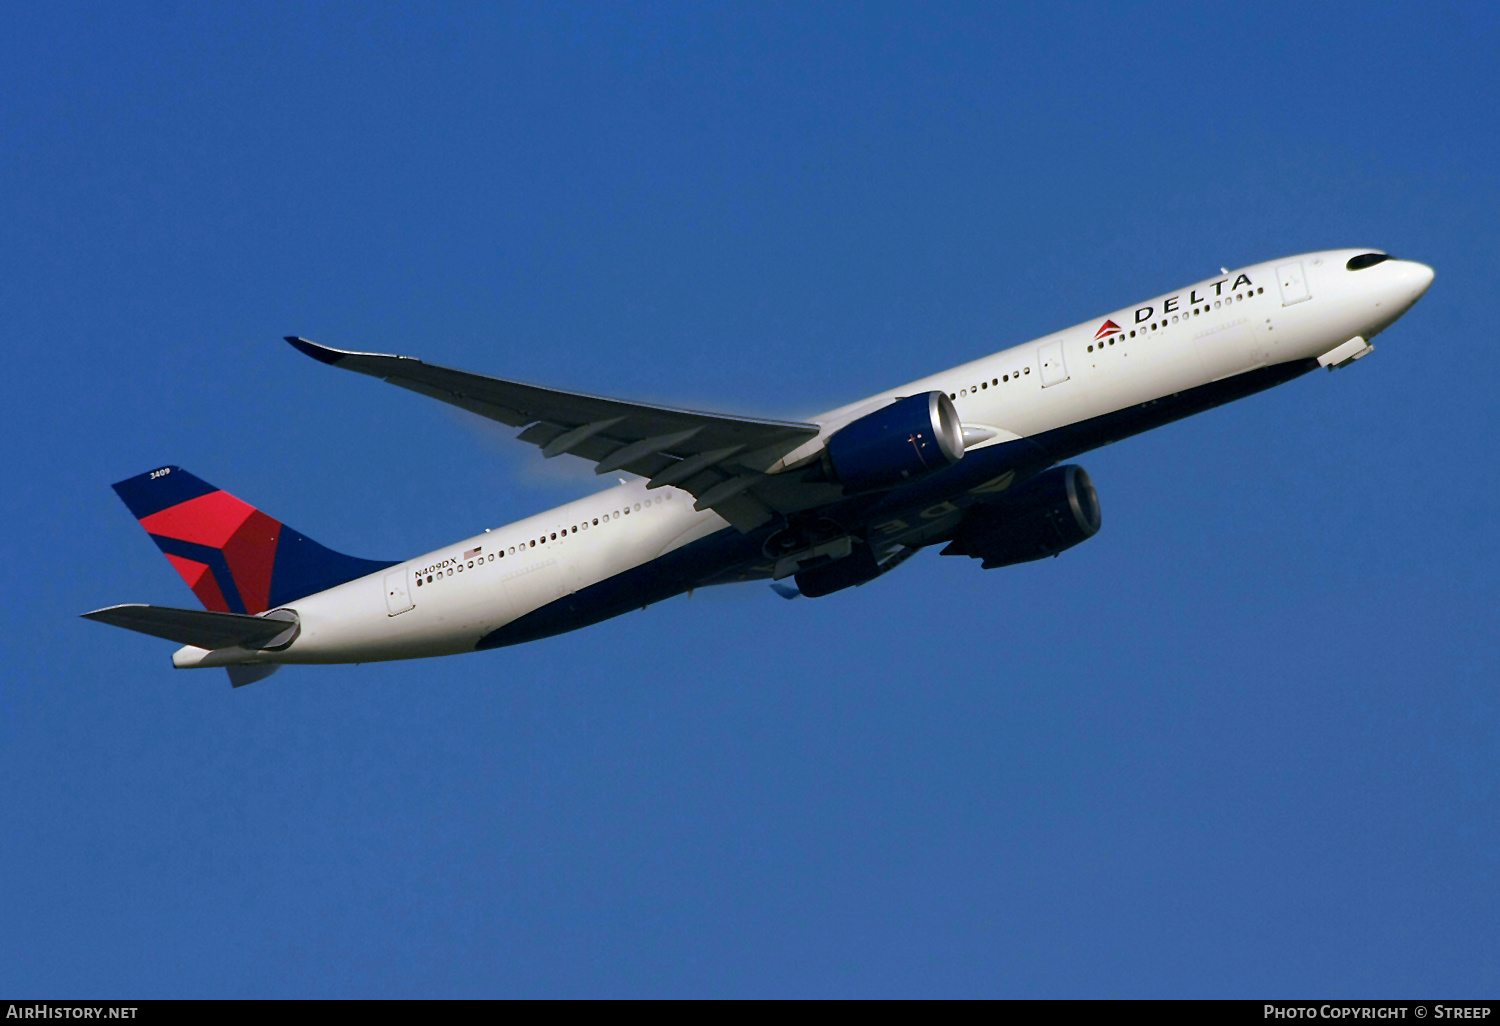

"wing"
[287,337,829,530]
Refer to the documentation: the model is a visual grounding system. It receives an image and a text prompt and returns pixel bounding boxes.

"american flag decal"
[465,546,482,559]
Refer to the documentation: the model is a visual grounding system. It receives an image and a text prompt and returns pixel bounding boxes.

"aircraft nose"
[1396,260,1435,303]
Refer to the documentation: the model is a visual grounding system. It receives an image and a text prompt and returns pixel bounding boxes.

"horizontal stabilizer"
[226,664,280,687]
[81,603,298,651]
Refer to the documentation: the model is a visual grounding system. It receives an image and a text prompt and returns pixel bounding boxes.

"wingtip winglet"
[284,336,345,365]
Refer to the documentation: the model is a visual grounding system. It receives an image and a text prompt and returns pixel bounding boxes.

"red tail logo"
[113,466,394,615]
[1095,319,1122,340]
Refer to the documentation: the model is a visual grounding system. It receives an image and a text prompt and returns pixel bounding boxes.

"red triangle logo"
[1095,319,1122,340]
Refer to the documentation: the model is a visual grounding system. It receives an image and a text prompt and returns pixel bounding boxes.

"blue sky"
[3,2,1497,997]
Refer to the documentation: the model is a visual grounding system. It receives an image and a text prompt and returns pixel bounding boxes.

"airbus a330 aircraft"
[85,250,1434,685]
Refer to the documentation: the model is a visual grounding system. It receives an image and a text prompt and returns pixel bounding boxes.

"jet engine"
[941,465,1101,569]
[821,392,964,494]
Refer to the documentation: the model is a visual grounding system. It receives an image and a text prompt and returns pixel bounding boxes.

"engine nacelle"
[941,465,1101,569]
[823,392,964,494]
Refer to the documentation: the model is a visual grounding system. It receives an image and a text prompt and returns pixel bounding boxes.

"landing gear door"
[1277,262,1311,306]
[1039,340,1069,387]
[384,568,414,615]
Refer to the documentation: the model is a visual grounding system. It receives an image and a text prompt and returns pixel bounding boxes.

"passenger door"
[384,568,414,615]
[1039,341,1069,387]
[1277,262,1311,306]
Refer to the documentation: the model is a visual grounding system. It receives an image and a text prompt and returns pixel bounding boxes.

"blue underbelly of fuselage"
[477,358,1317,649]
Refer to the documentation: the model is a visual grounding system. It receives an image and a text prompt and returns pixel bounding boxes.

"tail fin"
[112,466,394,614]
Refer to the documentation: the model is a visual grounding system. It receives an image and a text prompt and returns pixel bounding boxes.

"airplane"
[84,249,1434,685]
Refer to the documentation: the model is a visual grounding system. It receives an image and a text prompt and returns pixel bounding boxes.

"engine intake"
[823,392,964,494]
[942,465,1101,569]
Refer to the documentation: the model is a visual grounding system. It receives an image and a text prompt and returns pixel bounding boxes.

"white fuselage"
[175,249,1434,668]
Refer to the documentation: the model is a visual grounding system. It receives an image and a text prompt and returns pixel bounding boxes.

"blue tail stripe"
[268,528,396,607]
[112,466,215,520]
[149,535,249,615]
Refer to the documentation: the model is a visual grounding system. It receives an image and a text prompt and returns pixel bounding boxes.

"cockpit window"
[1347,252,1392,271]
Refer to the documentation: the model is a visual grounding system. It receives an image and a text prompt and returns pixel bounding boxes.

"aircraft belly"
[849,358,1321,544]
[280,350,1328,663]
[476,524,761,649]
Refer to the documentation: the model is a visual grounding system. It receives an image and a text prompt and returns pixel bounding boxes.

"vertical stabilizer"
[112,466,394,614]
